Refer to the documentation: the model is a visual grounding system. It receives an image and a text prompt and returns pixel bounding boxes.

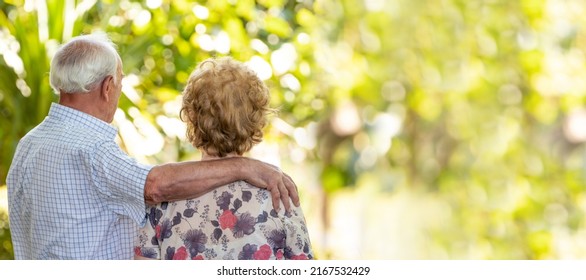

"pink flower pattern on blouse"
[135,181,313,260]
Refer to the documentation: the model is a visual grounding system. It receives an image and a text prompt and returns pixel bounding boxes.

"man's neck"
[59,91,110,123]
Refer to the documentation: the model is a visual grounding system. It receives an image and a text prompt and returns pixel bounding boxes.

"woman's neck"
[201,152,241,161]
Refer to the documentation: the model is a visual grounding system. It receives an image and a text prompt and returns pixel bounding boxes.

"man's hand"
[242,158,300,212]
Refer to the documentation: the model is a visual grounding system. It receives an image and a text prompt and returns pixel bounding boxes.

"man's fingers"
[279,179,291,212]
[283,173,300,207]
[256,160,299,212]
[269,183,281,212]
[284,173,298,191]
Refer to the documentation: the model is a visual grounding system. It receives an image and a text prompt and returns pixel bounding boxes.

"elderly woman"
[134,57,313,260]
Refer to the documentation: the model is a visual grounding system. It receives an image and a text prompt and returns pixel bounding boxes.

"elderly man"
[6,33,298,259]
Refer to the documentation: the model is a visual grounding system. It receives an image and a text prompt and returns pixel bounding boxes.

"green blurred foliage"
[2,0,586,259]
[0,205,12,260]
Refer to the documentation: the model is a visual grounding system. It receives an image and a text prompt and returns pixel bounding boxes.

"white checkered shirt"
[7,103,152,259]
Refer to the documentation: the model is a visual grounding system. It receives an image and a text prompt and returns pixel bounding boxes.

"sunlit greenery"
[2,0,586,259]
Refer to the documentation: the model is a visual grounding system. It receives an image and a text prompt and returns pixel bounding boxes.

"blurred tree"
[2,0,586,260]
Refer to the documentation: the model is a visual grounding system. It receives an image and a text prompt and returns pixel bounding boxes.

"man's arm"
[144,157,299,211]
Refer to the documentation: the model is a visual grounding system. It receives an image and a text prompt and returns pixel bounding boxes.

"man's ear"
[100,75,114,102]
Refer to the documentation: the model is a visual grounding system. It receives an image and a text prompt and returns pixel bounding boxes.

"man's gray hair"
[49,32,120,94]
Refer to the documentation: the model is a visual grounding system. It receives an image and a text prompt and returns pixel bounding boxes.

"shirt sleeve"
[92,140,153,226]
[282,206,314,260]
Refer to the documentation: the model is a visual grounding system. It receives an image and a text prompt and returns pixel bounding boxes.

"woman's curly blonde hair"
[180,57,273,157]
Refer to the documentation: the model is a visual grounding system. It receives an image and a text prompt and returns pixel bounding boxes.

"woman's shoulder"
[213,180,272,198]
[212,180,273,209]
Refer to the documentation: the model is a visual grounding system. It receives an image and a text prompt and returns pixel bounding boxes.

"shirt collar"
[47,103,118,139]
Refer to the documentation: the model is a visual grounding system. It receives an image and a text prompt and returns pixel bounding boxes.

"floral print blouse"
[135,180,313,260]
